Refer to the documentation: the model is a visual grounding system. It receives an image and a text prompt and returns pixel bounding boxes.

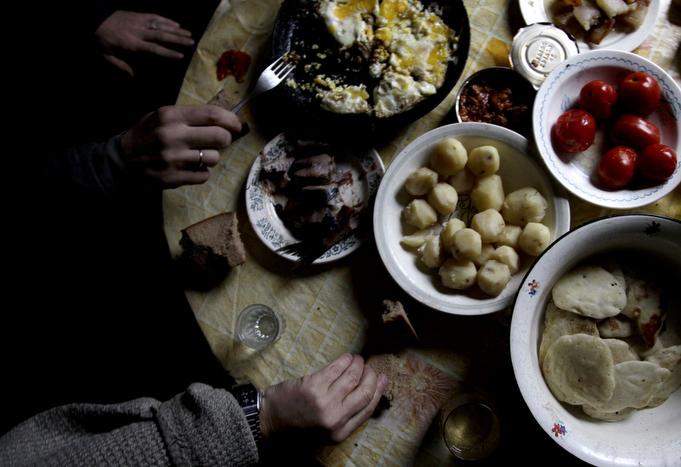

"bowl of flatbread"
[510,214,681,466]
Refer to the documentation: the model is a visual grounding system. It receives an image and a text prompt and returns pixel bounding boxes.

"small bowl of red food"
[455,66,536,137]
[533,50,681,209]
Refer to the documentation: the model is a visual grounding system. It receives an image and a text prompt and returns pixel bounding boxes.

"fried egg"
[315,0,457,118]
[319,84,371,113]
[318,0,378,49]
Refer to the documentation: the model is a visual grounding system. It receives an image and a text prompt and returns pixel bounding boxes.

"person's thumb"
[104,54,135,77]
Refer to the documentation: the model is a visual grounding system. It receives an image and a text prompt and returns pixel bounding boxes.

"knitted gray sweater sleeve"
[0,383,258,466]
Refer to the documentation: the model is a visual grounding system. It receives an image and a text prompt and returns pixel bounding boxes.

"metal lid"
[510,22,579,90]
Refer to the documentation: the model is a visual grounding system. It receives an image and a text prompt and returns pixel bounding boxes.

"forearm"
[42,135,130,196]
[0,383,258,467]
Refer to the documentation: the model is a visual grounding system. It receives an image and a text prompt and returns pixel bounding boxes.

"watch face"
[233,384,258,407]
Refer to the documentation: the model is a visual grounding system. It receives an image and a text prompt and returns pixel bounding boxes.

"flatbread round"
[582,404,633,422]
[542,334,615,406]
[552,266,626,319]
[603,338,639,364]
[645,345,681,408]
[591,361,670,412]
[539,301,599,366]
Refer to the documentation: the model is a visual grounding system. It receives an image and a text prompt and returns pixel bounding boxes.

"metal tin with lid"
[510,22,580,90]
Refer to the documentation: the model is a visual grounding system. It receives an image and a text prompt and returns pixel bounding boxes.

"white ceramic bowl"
[511,214,681,466]
[533,50,681,210]
[373,122,570,316]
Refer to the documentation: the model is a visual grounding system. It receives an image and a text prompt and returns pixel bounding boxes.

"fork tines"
[272,56,295,77]
[277,241,326,266]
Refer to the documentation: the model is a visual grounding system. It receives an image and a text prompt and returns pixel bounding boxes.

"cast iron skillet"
[270,0,471,138]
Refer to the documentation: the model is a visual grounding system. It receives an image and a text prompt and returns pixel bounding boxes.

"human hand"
[95,11,195,76]
[259,354,387,443]
[120,105,241,188]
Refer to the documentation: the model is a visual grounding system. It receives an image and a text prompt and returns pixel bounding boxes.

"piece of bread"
[179,212,246,286]
[382,300,419,341]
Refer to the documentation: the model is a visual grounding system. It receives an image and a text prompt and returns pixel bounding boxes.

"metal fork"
[231,55,295,113]
[277,226,359,267]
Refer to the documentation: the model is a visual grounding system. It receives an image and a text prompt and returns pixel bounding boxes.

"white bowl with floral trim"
[511,214,681,466]
[533,50,681,209]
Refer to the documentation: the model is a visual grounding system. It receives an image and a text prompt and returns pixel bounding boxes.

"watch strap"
[231,383,262,445]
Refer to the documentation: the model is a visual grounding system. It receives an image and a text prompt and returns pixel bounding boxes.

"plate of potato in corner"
[519,0,660,52]
[511,214,681,466]
[373,122,570,315]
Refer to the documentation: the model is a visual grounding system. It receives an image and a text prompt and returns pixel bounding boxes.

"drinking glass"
[440,392,500,461]
[236,304,283,350]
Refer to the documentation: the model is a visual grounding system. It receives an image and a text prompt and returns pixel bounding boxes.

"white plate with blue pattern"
[533,50,681,210]
[245,133,384,264]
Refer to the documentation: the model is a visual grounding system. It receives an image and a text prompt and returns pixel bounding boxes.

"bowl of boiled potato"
[373,122,570,315]
[510,214,681,465]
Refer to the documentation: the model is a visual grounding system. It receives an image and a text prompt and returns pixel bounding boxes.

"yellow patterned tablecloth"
[163,1,681,464]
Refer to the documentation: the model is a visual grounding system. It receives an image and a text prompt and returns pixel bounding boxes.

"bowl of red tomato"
[533,50,681,209]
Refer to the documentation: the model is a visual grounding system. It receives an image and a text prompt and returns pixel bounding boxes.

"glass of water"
[440,393,500,461]
[236,304,283,350]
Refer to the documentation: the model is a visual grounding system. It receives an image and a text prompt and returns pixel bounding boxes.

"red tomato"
[638,144,678,182]
[597,146,638,190]
[611,115,660,150]
[619,72,661,117]
[552,109,596,153]
[579,80,617,120]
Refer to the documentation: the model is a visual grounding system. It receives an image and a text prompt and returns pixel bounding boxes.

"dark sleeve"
[0,383,258,467]
[41,134,130,196]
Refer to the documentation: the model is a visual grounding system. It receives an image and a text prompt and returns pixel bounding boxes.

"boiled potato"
[471,175,504,212]
[428,183,459,215]
[403,199,438,229]
[501,187,548,226]
[496,225,522,249]
[473,243,496,268]
[519,222,551,256]
[439,259,477,290]
[448,169,475,194]
[477,260,511,296]
[401,227,434,249]
[418,235,444,268]
[431,137,467,176]
[470,209,505,243]
[467,146,500,177]
[451,228,482,261]
[405,167,439,196]
[440,218,466,249]
[492,245,519,274]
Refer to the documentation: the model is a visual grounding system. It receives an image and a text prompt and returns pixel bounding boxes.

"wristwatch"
[231,383,263,444]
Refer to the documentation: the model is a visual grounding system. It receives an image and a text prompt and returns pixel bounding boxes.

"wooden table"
[163,1,681,464]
